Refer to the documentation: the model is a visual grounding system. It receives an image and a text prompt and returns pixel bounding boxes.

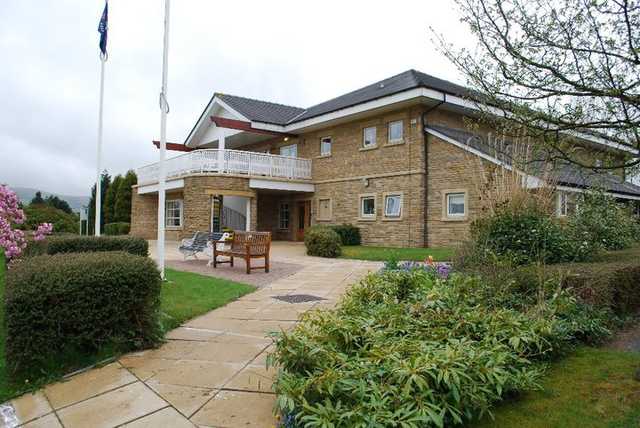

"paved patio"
[1,242,380,428]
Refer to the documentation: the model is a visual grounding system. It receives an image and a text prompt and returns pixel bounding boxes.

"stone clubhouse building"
[130,70,640,248]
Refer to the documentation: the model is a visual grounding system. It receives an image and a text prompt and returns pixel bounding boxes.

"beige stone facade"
[131,104,613,248]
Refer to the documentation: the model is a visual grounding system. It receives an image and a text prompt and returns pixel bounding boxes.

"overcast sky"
[0,0,470,196]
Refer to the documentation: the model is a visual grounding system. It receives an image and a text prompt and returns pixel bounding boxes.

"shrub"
[470,207,573,265]
[270,270,611,427]
[104,222,131,236]
[304,226,341,258]
[20,204,78,234]
[567,190,640,252]
[329,224,361,245]
[5,251,162,376]
[42,235,148,257]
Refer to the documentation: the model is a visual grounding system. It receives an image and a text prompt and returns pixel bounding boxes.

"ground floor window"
[384,193,402,218]
[557,191,577,217]
[279,202,290,229]
[360,194,376,218]
[446,192,466,217]
[166,199,183,227]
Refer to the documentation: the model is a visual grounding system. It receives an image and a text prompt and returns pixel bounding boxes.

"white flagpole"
[95,54,106,236]
[157,0,171,279]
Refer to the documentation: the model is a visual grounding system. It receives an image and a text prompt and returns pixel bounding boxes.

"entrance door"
[296,201,311,241]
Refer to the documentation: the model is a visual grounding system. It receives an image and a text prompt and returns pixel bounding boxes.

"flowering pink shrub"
[0,184,53,259]
[34,222,53,241]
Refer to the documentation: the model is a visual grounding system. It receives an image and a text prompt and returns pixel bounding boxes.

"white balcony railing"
[136,149,312,185]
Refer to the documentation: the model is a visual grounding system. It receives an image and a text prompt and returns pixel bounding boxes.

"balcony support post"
[218,134,226,173]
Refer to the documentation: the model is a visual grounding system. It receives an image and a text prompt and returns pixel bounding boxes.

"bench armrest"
[180,238,194,247]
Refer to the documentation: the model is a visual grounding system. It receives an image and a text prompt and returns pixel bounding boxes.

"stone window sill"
[358,217,376,222]
[384,140,405,147]
[382,217,403,222]
[359,145,378,152]
[166,226,183,230]
[440,216,468,222]
[316,154,332,159]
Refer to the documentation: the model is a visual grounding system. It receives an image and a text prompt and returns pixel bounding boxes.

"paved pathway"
[1,243,379,428]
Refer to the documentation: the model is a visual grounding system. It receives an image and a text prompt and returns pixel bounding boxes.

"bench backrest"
[231,231,271,255]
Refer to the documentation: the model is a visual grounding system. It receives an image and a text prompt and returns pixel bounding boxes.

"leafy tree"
[30,191,44,205]
[434,0,640,171]
[87,171,111,235]
[114,170,137,223]
[104,175,122,225]
[44,195,73,214]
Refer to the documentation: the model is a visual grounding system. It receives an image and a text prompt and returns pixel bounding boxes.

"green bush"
[470,208,573,265]
[329,224,361,245]
[567,190,640,252]
[270,269,611,427]
[5,252,162,376]
[38,235,148,257]
[104,222,131,236]
[19,204,78,234]
[304,226,342,258]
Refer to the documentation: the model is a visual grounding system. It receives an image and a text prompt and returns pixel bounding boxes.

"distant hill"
[11,187,89,213]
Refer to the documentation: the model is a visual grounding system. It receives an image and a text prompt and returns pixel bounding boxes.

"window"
[279,203,290,229]
[320,137,332,156]
[384,194,402,218]
[165,199,183,228]
[363,127,377,148]
[360,195,376,218]
[557,191,577,217]
[388,120,403,143]
[279,144,298,157]
[318,198,332,220]
[446,193,466,217]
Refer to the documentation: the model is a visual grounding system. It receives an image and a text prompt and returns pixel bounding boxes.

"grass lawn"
[340,245,454,262]
[0,256,255,403]
[476,346,640,428]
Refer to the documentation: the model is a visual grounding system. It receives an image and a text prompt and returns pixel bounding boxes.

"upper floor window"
[320,137,332,156]
[363,127,377,148]
[388,120,403,143]
[384,193,402,218]
[279,203,290,229]
[280,144,298,158]
[446,192,466,217]
[165,199,183,228]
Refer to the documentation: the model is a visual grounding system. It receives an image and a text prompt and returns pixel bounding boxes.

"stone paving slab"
[0,243,380,428]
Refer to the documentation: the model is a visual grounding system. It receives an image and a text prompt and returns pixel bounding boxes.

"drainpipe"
[421,94,446,248]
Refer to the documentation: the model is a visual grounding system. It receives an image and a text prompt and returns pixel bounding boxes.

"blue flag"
[98,2,108,56]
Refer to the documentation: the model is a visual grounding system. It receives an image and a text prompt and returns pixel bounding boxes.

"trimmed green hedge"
[104,222,131,236]
[5,251,161,376]
[304,226,342,258]
[330,224,361,246]
[24,235,148,258]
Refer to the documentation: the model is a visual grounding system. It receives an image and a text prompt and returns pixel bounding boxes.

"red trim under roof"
[152,141,194,152]
[210,116,296,137]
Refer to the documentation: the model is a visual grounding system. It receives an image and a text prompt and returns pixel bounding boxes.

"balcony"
[137,149,313,185]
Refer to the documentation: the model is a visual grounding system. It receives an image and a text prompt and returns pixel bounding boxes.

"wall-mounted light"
[284,137,289,142]
[363,178,369,187]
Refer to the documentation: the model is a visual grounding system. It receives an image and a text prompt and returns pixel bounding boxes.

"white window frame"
[446,192,466,217]
[388,120,404,144]
[279,202,290,229]
[359,194,376,219]
[279,144,298,158]
[165,199,183,228]
[363,126,377,148]
[383,193,403,219]
[317,198,332,221]
[320,137,332,156]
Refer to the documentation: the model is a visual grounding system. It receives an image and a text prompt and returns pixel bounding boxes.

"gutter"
[421,95,446,248]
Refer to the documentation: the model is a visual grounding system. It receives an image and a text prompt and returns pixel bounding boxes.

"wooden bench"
[213,231,271,274]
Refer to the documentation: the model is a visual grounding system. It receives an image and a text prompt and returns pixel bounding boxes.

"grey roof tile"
[428,125,640,197]
[217,93,305,125]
